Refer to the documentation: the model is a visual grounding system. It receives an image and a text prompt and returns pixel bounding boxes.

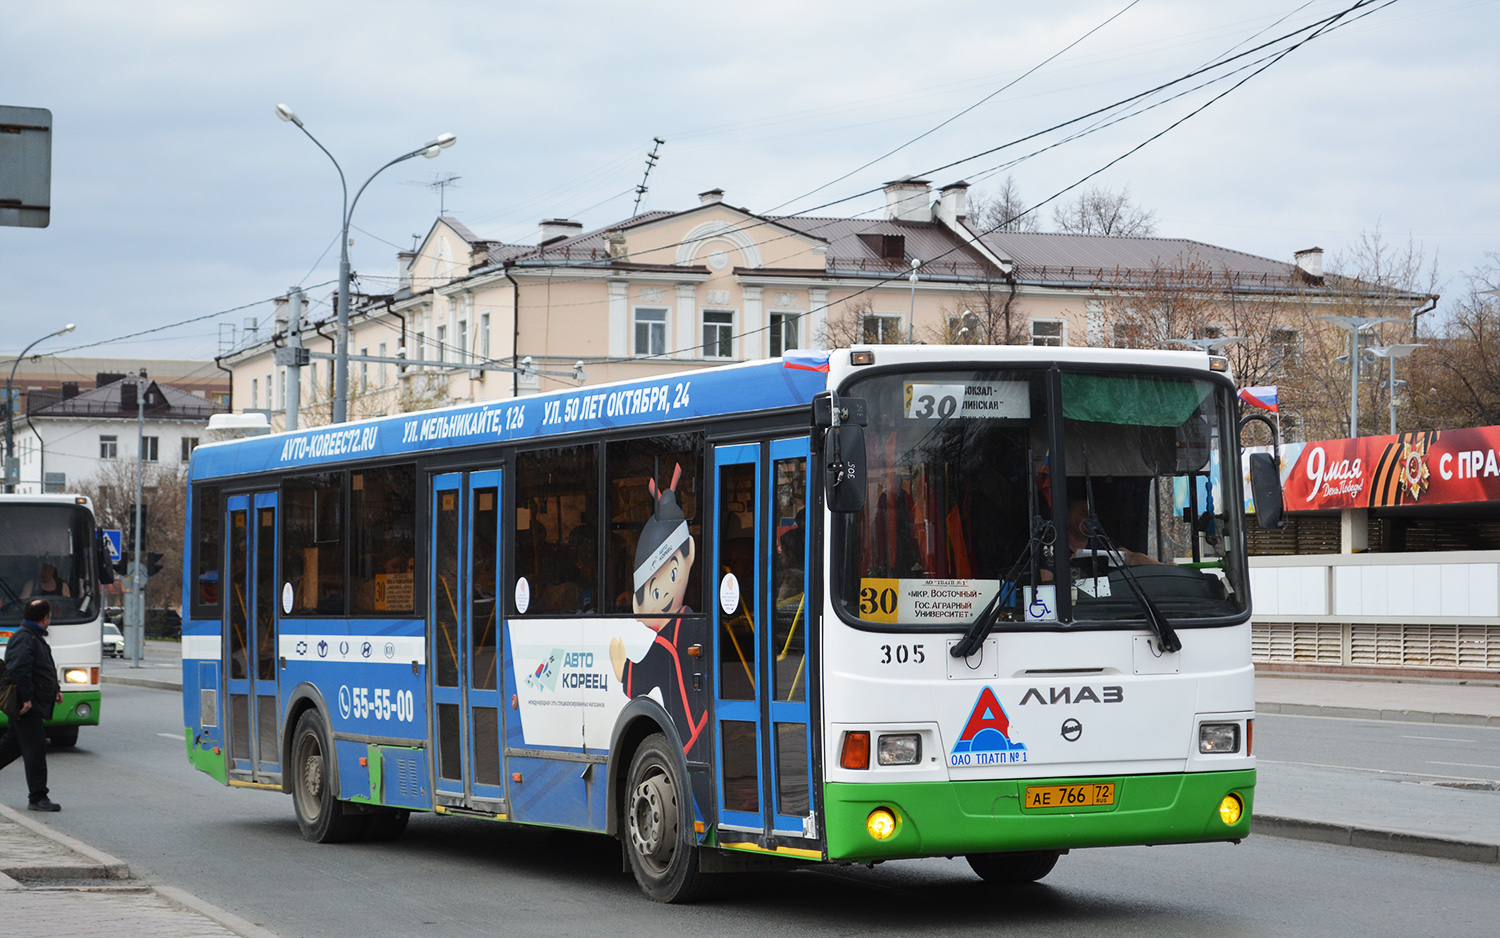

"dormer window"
[858,233,906,261]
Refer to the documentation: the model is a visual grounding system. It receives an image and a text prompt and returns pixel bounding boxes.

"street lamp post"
[4,323,75,492]
[1316,315,1404,437]
[276,105,456,424]
[1366,343,1426,435]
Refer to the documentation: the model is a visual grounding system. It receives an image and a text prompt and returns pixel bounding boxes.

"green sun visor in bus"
[1061,374,1210,427]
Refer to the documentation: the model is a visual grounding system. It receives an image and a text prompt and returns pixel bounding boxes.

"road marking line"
[1256,758,1495,783]
[156,733,181,739]
[1400,735,1474,742]
[1428,760,1500,770]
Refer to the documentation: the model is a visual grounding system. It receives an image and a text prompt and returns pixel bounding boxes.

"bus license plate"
[1024,783,1115,808]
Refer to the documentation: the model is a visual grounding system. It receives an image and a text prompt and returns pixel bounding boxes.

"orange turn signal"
[840,731,871,770]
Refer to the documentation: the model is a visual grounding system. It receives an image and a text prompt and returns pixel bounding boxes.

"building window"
[457,320,468,365]
[770,312,800,357]
[100,435,118,459]
[703,309,734,358]
[480,312,490,360]
[634,307,667,357]
[359,347,369,390]
[142,436,159,462]
[861,314,902,344]
[436,325,448,364]
[1112,323,1136,348]
[181,437,199,461]
[1030,320,1064,347]
[378,342,388,386]
[266,373,274,409]
[1270,327,1299,369]
[250,378,258,409]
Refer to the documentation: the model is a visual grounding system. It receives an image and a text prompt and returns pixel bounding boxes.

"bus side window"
[515,445,599,615]
[193,485,222,617]
[283,472,347,616]
[606,435,703,617]
[350,465,416,615]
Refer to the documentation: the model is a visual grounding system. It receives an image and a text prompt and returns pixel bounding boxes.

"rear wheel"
[290,710,368,843]
[48,727,79,748]
[623,734,708,902]
[966,850,1062,884]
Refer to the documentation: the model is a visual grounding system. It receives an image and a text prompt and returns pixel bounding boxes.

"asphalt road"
[12,684,1499,938]
[1255,711,1500,784]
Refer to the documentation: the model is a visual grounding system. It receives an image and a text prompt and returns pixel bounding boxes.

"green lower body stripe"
[824,769,1255,862]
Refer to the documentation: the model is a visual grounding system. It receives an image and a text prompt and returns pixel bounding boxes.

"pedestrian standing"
[0,598,63,811]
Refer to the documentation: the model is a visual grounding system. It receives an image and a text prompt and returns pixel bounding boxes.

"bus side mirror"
[825,424,867,513]
[97,532,116,584]
[1248,452,1285,530]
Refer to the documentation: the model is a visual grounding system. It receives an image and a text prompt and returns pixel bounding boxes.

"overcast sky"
[2,0,1495,367]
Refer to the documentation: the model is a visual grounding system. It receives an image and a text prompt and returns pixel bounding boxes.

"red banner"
[1283,426,1500,511]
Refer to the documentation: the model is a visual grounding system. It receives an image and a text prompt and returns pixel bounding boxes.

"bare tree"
[927,279,1029,346]
[1404,254,1500,430]
[78,459,188,612]
[819,296,911,348]
[967,176,1040,233]
[1051,184,1157,237]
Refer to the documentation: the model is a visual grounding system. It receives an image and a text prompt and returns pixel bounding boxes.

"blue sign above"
[101,528,122,562]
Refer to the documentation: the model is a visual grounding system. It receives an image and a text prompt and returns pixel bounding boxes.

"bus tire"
[48,727,79,748]
[364,810,410,842]
[290,709,368,844]
[966,850,1062,884]
[623,734,706,903]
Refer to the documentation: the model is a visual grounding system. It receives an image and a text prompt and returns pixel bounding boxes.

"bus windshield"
[835,367,1248,629]
[0,503,99,625]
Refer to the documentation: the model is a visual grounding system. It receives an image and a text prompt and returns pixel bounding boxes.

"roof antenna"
[426,172,461,215]
[632,138,665,217]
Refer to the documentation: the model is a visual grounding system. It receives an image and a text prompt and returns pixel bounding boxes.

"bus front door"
[224,492,281,780]
[429,471,507,812]
[712,438,815,845]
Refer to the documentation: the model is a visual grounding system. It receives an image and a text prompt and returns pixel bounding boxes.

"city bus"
[0,493,112,746]
[181,345,1270,901]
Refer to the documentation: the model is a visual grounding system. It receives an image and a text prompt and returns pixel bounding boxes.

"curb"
[101,674,180,692]
[1255,702,1500,727]
[1254,814,1500,865]
[0,804,281,938]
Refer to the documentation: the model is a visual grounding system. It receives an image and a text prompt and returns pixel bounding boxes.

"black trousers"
[0,707,49,802]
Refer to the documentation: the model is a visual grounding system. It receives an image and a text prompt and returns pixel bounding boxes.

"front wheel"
[966,850,1062,884]
[623,734,707,902]
[48,727,79,748]
[290,709,368,843]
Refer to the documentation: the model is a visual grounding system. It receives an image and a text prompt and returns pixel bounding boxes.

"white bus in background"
[0,493,113,746]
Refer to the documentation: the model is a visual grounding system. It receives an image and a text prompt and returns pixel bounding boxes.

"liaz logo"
[526,649,562,692]
[949,687,1028,767]
[1019,685,1123,705]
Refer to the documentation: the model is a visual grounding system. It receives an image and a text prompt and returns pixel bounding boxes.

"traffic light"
[113,550,131,577]
[145,552,164,578]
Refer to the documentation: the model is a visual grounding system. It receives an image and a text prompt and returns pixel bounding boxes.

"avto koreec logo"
[949,687,1028,766]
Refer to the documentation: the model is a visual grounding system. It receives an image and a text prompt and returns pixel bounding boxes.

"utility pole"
[283,288,304,431]
[127,369,146,667]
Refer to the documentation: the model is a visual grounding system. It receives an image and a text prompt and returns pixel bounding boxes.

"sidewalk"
[0,803,276,937]
[103,643,1500,865]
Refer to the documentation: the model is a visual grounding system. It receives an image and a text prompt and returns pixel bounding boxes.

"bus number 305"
[348,687,415,722]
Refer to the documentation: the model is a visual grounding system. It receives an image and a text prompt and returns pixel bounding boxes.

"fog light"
[76,702,92,719]
[866,807,898,840]
[64,668,90,684]
[1219,793,1243,826]
[877,733,921,766]
[1199,722,1241,753]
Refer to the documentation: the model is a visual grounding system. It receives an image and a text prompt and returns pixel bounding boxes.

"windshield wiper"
[952,448,1054,659]
[0,575,20,609]
[1080,446,1182,654]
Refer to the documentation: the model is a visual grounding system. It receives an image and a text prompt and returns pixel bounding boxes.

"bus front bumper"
[0,690,102,730]
[824,769,1254,862]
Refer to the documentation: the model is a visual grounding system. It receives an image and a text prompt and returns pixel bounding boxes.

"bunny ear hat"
[633,463,689,591]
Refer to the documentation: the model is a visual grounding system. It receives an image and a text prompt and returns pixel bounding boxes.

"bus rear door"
[224,492,281,780]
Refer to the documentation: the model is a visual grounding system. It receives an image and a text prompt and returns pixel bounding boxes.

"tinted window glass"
[351,465,416,616]
[283,473,346,615]
[514,445,598,614]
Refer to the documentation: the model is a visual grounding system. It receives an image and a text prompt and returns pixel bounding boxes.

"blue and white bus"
[182,346,1269,901]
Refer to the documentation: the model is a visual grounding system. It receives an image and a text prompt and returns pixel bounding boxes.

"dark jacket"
[4,621,59,719]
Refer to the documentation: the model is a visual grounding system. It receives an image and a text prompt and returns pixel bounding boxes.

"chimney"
[397,251,416,291]
[96,372,125,389]
[606,231,628,259]
[936,180,970,225]
[61,381,79,399]
[883,176,933,222]
[538,219,584,245]
[1294,246,1324,279]
[698,188,725,206]
[119,379,137,412]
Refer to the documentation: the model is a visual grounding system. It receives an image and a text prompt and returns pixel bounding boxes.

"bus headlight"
[866,807,898,840]
[1199,723,1241,753]
[64,668,91,684]
[877,733,921,766]
[1219,793,1244,826]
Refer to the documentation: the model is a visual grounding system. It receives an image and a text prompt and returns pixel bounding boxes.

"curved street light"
[276,105,457,423]
[5,322,76,492]
[1316,314,1404,437]
[1366,343,1426,435]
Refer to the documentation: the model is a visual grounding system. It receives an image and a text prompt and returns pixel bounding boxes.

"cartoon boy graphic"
[609,464,707,754]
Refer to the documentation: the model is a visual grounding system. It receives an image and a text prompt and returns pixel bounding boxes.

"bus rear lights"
[866,807,898,841]
[64,668,91,684]
[1199,723,1241,753]
[840,731,871,770]
[877,733,921,766]
[1218,793,1244,826]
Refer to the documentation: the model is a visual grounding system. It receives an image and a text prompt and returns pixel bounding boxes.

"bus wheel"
[48,727,79,748]
[364,810,410,842]
[624,734,706,902]
[966,850,1062,884]
[290,710,368,844]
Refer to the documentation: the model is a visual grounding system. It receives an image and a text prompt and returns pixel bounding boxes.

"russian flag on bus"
[783,349,831,372]
[1238,385,1279,413]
